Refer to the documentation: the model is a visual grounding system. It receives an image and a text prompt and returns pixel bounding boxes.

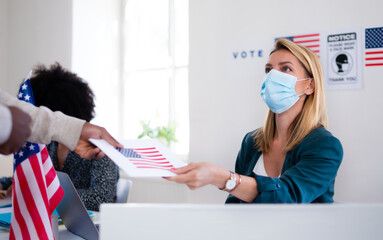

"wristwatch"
[219,171,241,192]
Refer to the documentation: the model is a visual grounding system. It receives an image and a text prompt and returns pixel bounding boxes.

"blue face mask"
[260,69,311,114]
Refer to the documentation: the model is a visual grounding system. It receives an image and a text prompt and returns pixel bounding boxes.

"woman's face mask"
[260,69,311,114]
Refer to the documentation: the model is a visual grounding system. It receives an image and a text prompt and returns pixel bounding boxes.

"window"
[72,0,189,156]
[122,0,189,156]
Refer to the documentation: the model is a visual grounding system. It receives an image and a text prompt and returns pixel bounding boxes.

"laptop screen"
[56,171,99,240]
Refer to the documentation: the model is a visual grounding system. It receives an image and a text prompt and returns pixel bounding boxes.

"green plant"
[138,120,178,146]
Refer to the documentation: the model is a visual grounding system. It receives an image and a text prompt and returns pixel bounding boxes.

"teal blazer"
[226,127,343,203]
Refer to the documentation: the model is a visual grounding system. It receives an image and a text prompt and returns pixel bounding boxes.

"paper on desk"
[0,207,11,215]
[90,138,186,178]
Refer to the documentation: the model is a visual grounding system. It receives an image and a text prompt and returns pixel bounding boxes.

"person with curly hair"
[1,63,120,211]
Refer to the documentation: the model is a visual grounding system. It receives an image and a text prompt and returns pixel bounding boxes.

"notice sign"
[325,29,362,90]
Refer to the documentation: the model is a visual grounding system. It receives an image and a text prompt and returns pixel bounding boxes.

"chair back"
[115,178,132,203]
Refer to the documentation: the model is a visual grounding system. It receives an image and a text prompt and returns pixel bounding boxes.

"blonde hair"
[255,38,328,152]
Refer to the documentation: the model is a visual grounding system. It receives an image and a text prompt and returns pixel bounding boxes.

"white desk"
[100,203,383,240]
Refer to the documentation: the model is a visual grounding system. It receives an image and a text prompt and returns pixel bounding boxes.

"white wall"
[188,0,383,203]
[6,0,72,95]
[0,0,8,90]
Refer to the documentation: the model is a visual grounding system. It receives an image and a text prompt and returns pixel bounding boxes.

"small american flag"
[365,27,383,67]
[118,147,174,170]
[9,73,64,240]
[276,33,321,57]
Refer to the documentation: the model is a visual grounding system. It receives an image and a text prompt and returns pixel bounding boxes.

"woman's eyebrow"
[278,61,294,66]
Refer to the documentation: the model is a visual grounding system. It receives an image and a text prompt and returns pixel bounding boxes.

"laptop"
[56,171,99,240]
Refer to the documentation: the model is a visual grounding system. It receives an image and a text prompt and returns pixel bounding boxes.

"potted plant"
[137,120,177,147]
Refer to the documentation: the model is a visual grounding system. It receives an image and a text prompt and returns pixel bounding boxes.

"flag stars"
[21,84,27,90]
[18,151,24,157]
[24,94,31,101]
[29,145,35,151]
[18,92,23,98]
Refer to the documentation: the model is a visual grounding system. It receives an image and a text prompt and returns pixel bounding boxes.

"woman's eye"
[265,68,271,74]
[280,66,292,72]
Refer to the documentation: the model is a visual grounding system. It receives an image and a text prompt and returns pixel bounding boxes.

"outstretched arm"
[0,89,122,158]
[165,162,259,202]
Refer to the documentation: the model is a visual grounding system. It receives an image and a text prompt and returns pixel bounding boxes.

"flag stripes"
[118,147,175,170]
[276,33,321,56]
[10,75,64,240]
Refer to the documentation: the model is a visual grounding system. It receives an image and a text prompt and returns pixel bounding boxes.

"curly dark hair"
[30,63,95,122]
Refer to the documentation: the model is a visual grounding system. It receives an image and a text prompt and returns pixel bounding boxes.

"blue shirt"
[226,127,343,203]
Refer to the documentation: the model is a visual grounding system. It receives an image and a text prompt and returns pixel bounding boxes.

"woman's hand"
[166,162,259,202]
[165,162,230,190]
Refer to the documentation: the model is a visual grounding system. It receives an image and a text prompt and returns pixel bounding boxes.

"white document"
[90,138,186,178]
[0,207,12,214]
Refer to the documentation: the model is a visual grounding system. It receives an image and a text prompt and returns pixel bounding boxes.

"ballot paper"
[89,138,186,177]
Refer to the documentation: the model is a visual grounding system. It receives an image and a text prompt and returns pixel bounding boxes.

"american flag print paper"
[10,73,64,240]
[90,139,186,178]
[118,147,174,170]
[276,33,321,57]
[365,27,383,67]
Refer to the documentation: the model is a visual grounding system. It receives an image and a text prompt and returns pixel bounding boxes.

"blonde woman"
[166,39,343,203]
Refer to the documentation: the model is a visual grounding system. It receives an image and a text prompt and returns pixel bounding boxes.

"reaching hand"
[0,184,12,199]
[0,106,31,155]
[0,184,4,199]
[164,162,229,190]
[6,184,12,198]
[74,122,123,159]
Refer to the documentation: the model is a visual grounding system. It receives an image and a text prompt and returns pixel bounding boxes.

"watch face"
[226,179,236,190]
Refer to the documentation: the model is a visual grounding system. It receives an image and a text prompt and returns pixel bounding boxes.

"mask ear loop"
[296,78,313,96]
[296,77,312,82]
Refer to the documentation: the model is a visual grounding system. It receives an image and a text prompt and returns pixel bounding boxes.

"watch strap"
[219,171,241,192]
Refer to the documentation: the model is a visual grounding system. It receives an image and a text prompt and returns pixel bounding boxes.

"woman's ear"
[304,79,315,95]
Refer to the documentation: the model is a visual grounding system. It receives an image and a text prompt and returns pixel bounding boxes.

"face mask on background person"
[260,69,311,114]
